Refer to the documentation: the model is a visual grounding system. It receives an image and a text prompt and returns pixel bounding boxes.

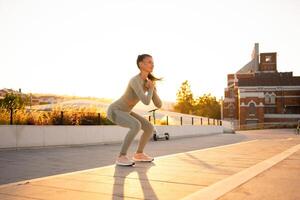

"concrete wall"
[0,125,224,149]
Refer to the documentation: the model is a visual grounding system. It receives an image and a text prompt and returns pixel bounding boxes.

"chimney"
[251,43,259,71]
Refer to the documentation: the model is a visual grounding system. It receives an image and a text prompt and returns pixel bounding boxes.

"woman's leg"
[113,110,142,156]
[130,112,154,153]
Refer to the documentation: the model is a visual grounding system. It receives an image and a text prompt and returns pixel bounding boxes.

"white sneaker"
[132,153,154,162]
[115,156,135,166]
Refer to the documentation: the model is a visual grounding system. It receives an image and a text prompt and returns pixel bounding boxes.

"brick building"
[223,43,300,128]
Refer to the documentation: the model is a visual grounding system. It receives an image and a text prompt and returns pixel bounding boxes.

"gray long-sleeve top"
[109,74,162,112]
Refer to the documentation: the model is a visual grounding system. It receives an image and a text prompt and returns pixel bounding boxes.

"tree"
[0,92,28,124]
[194,94,221,119]
[173,80,194,114]
[173,81,221,119]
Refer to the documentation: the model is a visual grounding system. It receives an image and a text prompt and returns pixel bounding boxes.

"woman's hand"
[145,79,155,90]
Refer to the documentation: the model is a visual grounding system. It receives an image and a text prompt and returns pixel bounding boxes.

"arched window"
[265,93,271,104]
[249,102,256,115]
[270,94,276,104]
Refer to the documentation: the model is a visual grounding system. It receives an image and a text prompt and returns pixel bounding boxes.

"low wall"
[0,125,224,149]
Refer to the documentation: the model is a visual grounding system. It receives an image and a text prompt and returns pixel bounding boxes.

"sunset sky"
[1,0,299,102]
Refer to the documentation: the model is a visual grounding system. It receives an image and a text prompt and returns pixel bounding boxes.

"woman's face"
[140,56,154,73]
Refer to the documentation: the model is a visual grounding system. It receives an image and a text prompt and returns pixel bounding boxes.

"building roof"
[236,59,256,74]
[238,72,300,86]
[236,43,259,74]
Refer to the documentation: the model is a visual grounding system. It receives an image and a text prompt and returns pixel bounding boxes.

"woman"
[106,54,162,166]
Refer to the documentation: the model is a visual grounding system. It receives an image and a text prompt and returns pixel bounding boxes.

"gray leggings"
[109,109,154,156]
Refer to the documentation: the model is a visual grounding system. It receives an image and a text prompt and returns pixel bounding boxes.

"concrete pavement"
[0,132,247,185]
[0,129,299,199]
[219,146,300,200]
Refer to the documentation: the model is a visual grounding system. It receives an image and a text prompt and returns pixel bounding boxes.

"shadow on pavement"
[112,162,158,200]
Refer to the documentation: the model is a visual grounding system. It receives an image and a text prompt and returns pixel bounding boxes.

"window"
[265,94,271,104]
[265,93,275,104]
[265,56,272,62]
[249,102,256,115]
[285,106,300,114]
[264,107,276,114]
[270,94,276,104]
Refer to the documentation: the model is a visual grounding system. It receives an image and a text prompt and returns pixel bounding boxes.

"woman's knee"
[142,123,154,133]
[149,124,154,132]
[131,121,142,132]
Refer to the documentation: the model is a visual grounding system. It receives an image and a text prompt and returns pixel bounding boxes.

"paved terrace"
[0,129,299,200]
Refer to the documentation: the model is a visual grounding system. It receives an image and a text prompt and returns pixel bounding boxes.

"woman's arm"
[130,78,154,105]
[152,87,162,108]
